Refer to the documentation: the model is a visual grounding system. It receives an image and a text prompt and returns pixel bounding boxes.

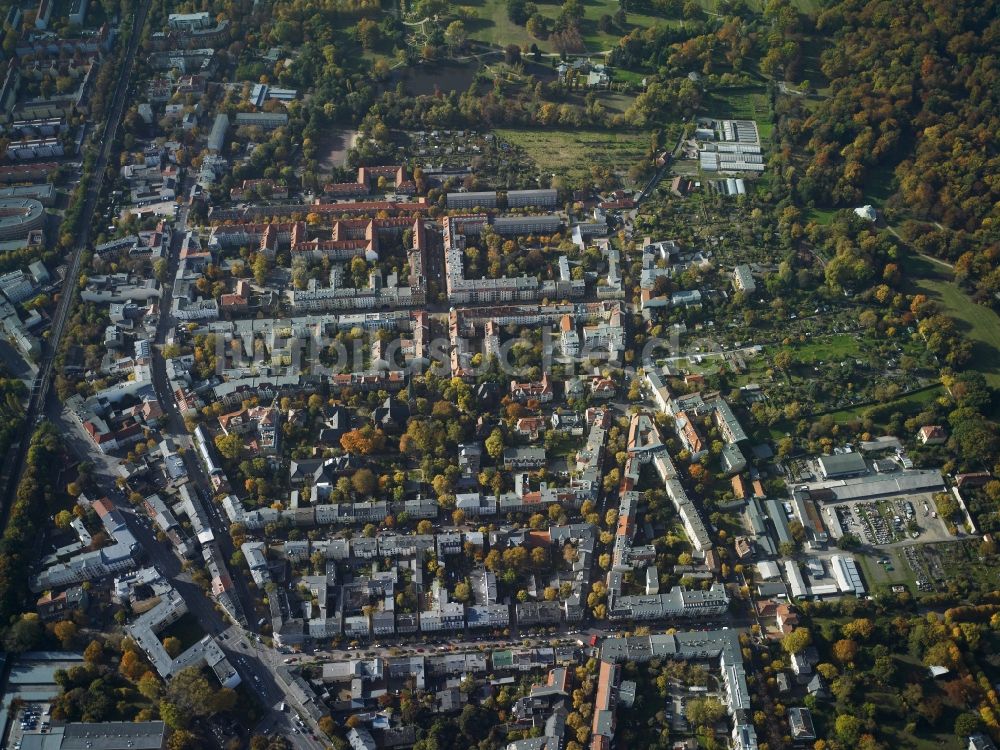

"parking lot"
[901,546,939,591]
[830,493,954,546]
[5,702,52,749]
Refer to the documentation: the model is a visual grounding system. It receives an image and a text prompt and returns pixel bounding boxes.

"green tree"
[83,640,104,665]
[485,428,504,462]
[4,614,43,653]
[163,636,183,658]
[53,620,78,649]
[527,13,545,38]
[211,687,238,713]
[351,468,376,496]
[165,667,216,720]
[453,582,471,602]
[445,20,467,49]
[356,18,379,49]
[781,627,812,655]
[138,671,162,701]
[955,712,983,738]
[834,714,862,746]
[167,729,199,750]
[685,696,726,729]
[159,700,187,730]
[214,433,243,460]
[154,258,169,283]
[774,349,793,373]
[252,253,270,285]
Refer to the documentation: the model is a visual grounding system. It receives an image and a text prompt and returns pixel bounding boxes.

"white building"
[733,264,756,294]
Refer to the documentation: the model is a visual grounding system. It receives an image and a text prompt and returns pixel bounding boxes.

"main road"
[0,0,153,527]
[0,3,326,744]
[141,183,330,749]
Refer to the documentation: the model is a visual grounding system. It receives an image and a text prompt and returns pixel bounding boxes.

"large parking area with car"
[3,702,52,750]
[828,493,955,547]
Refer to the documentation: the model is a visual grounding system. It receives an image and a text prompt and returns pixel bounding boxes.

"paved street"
[0,0,153,526]
[130,185,328,748]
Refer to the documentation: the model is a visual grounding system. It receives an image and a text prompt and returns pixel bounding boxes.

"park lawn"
[863,163,896,207]
[908,255,1000,389]
[811,685,963,750]
[617,670,668,748]
[806,206,839,225]
[463,0,675,53]
[461,0,820,52]
[795,27,834,90]
[463,0,550,50]
[577,0,677,51]
[614,68,647,85]
[865,697,965,750]
[495,127,649,185]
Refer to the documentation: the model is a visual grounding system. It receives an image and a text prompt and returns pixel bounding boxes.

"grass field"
[462,0,824,52]
[494,127,649,184]
[863,164,896,207]
[463,0,546,51]
[702,87,773,143]
[858,549,915,592]
[704,87,769,119]
[787,333,862,364]
[907,254,1000,389]
[463,0,676,53]
[614,68,647,85]
[806,206,839,225]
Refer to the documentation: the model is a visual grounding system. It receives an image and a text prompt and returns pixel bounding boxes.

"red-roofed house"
[82,408,146,454]
[590,376,616,399]
[515,416,548,440]
[776,603,800,634]
[592,660,620,749]
[732,474,748,499]
[511,372,553,403]
[675,411,706,458]
[918,425,947,445]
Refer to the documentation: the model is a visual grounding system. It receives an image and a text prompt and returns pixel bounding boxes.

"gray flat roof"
[61,721,166,749]
[818,453,867,476]
[809,469,944,501]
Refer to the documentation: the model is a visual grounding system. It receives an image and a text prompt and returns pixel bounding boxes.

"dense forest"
[773,0,1000,305]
